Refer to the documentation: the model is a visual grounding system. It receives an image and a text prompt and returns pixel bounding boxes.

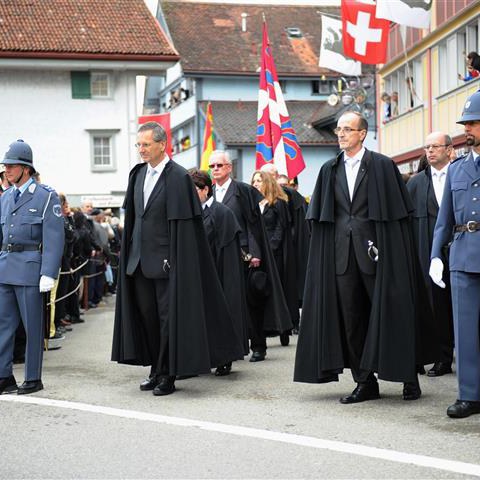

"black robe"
[282,187,310,307]
[111,162,244,375]
[294,149,439,384]
[218,180,292,335]
[262,200,299,331]
[203,200,249,355]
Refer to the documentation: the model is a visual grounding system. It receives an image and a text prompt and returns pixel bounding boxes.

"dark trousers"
[88,263,105,305]
[432,281,454,364]
[245,263,267,353]
[336,248,376,384]
[133,268,170,377]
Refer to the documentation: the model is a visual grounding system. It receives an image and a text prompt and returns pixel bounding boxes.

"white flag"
[319,15,361,76]
[376,0,431,29]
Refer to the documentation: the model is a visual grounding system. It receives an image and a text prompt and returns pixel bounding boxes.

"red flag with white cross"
[341,0,390,64]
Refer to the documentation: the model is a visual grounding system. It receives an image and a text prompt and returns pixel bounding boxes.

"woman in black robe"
[251,170,298,346]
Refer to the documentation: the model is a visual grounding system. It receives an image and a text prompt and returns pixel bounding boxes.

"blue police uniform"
[0,181,64,382]
[431,152,480,402]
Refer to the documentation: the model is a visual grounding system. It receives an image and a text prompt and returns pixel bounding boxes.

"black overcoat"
[294,149,439,384]
[111,161,244,375]
[263,200,299,329]
[203,200,249,355]
[283,187,310,306]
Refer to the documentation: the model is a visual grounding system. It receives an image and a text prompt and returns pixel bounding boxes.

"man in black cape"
[188,168,248,376]
[111,123,244,396]
[209,150,291,362]
[294,111,438,403]
[407,131,454,377]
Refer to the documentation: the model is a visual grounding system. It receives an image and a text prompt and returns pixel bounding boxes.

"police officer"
[431,92,480,418]
[0,140,64,395]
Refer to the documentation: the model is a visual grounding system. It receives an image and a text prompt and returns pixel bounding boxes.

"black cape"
[263,199,299,330]
[282,187,310,306]
[294,149,439,384]
[203,200,249,355]
[111,161,244,375]
[224,180,292,334]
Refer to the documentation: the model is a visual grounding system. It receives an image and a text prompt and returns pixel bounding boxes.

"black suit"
[125,162,170,376]
[217,180,261,259]
[407,167,454,364]
[334,153,377,384]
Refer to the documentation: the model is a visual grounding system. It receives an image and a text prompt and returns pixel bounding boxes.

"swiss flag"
[341,0,390,64]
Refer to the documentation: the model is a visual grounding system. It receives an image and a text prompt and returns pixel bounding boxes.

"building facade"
[147,1,377,196]
[378,0,480,173]
[0,0,178,208]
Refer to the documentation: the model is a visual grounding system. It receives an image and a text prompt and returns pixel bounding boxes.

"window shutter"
[71,72,91,99]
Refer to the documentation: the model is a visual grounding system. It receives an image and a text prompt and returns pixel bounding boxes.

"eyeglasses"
[423,144,451,150]
[208,163,226,169]
[135,142,152,149]
[333,127,365,135]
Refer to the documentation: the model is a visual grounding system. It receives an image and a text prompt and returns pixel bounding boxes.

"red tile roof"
[161,1,340,76]
[0,0,178,61]
[200,101,339,146]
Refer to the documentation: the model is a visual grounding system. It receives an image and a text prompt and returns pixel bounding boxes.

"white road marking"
[2,394,480,477]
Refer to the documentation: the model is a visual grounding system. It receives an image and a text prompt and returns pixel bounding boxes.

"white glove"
[39,275,55,292]
[429,257,446,289]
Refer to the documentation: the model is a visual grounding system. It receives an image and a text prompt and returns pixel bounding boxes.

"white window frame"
[87,129,119,172]
[91,72,111,98]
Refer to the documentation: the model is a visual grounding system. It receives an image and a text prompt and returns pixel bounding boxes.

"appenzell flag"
[255,22,305,178]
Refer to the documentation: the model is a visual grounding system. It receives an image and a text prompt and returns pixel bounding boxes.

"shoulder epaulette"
[451,154,466,164]
[39,183,56,192]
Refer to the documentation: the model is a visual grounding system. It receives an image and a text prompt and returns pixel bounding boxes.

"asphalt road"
[1,296,479,479]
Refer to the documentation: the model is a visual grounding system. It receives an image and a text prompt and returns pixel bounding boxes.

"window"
[71,71,111,99]
[383,57,423,117]
[91,73,110,97]
[171,122,194,154]
[87,130,119,171]
[312,80,332,95]
[279,80,287,93]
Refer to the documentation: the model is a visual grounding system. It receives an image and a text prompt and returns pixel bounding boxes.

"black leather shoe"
[340,383,380,404]
[447,400,480,418]
[427,362,453,377]
[403,378,421,400]
[139,376,159,391]
[215,362,232,376]
[17,380,43,395]
[280,332,290,346]
[249,350,266,362]
[153,376,175,396]
[0,375,18,394]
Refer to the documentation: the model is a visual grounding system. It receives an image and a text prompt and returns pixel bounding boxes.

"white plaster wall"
[0,69,139,200]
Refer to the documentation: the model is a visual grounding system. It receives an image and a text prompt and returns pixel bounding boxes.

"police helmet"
[1,139,35,172]
[457,91,480,124]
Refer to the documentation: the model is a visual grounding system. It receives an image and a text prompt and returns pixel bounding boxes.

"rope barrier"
[58,259,89,275]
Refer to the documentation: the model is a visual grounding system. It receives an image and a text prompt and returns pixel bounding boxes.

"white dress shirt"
[143,157,169,208]
[215,177,232,203]
[203,196,214,210]
[431,163,449,206]
[344,147,365,200]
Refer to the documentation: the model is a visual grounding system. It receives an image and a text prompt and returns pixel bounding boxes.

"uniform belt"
[1,243,42,252]
[454,221,480,233]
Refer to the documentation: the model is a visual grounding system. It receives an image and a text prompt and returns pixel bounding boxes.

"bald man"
[407,132,454,377]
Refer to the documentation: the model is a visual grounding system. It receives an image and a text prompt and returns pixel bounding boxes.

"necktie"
[143,169,158,208]
[14,189,21,203]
